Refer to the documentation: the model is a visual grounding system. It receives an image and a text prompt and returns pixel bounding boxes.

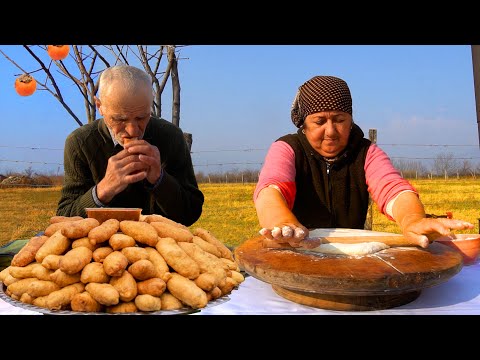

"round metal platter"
[0,283,230,315]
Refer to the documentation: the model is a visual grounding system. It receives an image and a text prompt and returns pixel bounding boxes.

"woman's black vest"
[277,124,371,229]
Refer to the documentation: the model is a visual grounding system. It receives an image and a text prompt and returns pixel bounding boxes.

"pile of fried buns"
[0,214,244,313]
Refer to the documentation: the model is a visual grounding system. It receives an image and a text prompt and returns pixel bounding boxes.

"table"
[234,232,464,311]
[2,263,480,315]
[200,262,480,314]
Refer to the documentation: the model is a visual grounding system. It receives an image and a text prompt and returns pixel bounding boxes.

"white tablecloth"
[2,263,480,315]
[200,262,480,315]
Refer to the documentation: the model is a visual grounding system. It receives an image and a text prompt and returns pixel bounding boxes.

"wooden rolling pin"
[317,235,422,247]
[264,234,430,249]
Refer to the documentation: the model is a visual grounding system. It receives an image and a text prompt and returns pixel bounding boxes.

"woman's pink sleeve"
[253,141,297,209]
[365,144,418,220]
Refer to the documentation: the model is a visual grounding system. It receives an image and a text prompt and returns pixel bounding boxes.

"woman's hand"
[393,192,474,248]
[255,187,320,249]
[259,223,320,249]
[401,217,474,248]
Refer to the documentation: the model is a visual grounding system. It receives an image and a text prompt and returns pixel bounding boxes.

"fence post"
[365,129,377,230]
[183,133,193,153]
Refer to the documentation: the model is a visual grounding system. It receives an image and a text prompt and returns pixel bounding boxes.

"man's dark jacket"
[56,117,204,226]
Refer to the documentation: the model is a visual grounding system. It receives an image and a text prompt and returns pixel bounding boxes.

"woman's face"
[303,111,353,158]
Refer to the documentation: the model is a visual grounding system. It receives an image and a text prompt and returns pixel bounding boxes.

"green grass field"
[1,179,479,248]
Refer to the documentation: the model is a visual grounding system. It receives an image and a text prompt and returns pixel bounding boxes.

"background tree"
[0,45,192,150]
[432,152,459,178]
[392,159,427,179]
[459,159,474,177]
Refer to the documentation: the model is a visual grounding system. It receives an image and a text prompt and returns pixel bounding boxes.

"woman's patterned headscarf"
[291,75,352,128]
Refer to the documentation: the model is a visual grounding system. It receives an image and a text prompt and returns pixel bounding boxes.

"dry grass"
[0,184,260,248]
[1,179,479,248]
[191,183,259,248]
[0,186,61,245]
[372,179,480,235]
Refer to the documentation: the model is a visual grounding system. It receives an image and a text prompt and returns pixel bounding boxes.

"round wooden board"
[271,285,422,311]
[234,236,464,310]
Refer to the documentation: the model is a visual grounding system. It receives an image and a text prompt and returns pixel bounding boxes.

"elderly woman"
[254,75,473,248]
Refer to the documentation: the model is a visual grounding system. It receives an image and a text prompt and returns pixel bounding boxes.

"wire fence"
[2,143,480,242]
[2,140,480,184]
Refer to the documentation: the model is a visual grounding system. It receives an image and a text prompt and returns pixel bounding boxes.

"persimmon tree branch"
[23,45,84,126]
[0,45,184,131]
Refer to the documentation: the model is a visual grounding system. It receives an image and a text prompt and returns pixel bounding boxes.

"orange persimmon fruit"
[47,45,70,60]
[14,74,37,96]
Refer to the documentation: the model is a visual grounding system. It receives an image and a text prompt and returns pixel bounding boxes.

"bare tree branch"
[169,46,180,128]
[88,45,110,67]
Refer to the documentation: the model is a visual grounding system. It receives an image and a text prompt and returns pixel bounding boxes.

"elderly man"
[56,65,204,226]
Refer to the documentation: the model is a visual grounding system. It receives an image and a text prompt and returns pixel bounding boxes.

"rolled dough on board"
[307,242,390,256]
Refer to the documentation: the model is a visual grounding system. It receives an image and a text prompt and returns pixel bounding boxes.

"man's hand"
[124,139,162,185]
[96,140,161,204]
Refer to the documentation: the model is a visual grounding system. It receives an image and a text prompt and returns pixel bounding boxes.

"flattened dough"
[308,242,390,256]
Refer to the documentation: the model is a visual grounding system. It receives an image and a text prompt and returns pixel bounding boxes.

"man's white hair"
[98,64,152,99]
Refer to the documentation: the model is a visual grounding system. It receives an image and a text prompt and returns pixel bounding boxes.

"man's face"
[96,82,152,146]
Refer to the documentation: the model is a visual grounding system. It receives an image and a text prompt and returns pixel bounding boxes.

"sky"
[0,45,479,176]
